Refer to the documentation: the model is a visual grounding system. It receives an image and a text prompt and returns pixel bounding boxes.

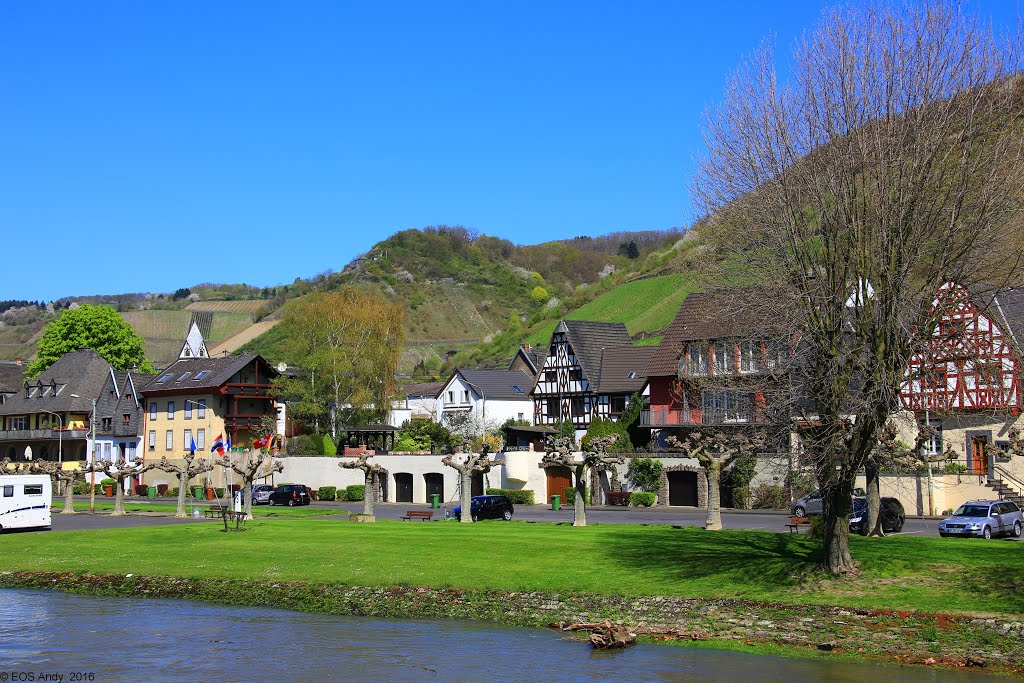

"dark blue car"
[446,495,514,522]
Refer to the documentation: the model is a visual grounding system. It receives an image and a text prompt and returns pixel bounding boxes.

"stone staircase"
[987,474,1024,508]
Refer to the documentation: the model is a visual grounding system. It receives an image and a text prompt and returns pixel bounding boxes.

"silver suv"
[938,500,1023,539]
[251,484,275,505]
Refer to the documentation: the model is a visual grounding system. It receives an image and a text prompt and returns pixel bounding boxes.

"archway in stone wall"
[659,464,707,508]
[394,472,413,502]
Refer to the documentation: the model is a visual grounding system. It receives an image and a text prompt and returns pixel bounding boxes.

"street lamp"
[71,394,97,512]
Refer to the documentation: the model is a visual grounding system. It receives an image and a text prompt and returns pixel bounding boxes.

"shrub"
[732,485,751,510]
[157,483,169,496]
[944,462,968,474]
[581,416,633,452]
[563,486,589,505]
[100,478,116,486]
[628,457,663,492]
[93,484,103,495]
[807,515,826,539]
[318,486,337,502]
[170,487,179,498]
[135,484,149,497]
[323,434,337,456]
[215,488,225,498]
[287,434,324,455]
[751,483,788,510]
[345,484,365,501]
[606,491,631,506]
[485,488,534,505]
[629,491,656,507]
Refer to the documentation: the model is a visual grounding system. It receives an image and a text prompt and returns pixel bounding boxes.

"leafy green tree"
[581,416,632,452]
[628,457,663,493]
[395,419,453,453]
[530,286,550,306]
[27,304,154,377]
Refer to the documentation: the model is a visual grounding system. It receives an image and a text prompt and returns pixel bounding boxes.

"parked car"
[849,497,905,534]
[269,484,311,507]
[938,500,1023,539]
[251,484,275,506]
[791,488,866,517]
[446,495,514,522]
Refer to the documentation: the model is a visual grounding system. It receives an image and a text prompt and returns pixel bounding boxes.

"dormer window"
[157,374,172,384]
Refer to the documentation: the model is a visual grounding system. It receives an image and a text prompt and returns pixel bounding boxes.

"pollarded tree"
[27,304,154,378]
[442,444,498,523]
[542,435,623,527]
[667,430,762,530]
[340,454,387,521]
[23,459,82,514]
[155,452,215,518]
[91,457,153,516]
[217,451,284,520]
[693,3,1024,572]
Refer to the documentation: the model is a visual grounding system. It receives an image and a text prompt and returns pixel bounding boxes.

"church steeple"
[178,322,209,359]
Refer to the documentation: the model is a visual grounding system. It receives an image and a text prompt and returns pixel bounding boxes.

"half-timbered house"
[899,281,1024,482]
[530,320,653,439]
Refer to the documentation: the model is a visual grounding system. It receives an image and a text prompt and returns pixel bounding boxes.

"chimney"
[15,357,22,365]
[521,344,531,353]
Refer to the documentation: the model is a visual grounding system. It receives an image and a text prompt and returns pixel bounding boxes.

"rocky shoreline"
[1,571,1021,675]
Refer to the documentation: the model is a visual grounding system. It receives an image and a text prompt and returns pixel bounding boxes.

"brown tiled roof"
[560,320,633,386]
[0,361,26,394]
[447,369,534,400]
[404,380,445,399]
[0,349,114,416]
[646,288,780,377]
[595,346,656,394]
[141,354,275,395]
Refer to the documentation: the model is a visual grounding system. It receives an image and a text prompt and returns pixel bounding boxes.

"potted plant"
[101,478,116,497]
[157,483,169,497]
[135,484,149,497]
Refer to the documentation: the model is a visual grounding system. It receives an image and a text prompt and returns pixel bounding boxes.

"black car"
[269,484,311,506]
[447,495,514,522]
[849,496,905,534]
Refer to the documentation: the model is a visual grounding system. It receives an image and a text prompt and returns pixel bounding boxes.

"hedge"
[485,488,535,505]
[606,491,631,506]
[345,485,365,501]
[563,486,589,506]
[318,486,337,502]
[629,491,656,507]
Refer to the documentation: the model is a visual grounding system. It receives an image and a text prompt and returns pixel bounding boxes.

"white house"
[434,368,534,429]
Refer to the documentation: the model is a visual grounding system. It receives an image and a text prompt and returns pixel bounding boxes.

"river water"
[0,590,1004,682]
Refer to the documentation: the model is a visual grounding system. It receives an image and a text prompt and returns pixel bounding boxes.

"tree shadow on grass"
[598,526,823,595]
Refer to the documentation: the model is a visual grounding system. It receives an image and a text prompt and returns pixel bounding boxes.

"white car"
[251,484,275,505]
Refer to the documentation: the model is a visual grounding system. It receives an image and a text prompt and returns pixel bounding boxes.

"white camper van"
[0,474,52,531]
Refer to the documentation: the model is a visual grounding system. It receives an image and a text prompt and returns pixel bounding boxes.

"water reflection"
[0,590,1002,682]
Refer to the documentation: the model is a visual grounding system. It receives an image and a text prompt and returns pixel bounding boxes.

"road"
[42,498,963,537]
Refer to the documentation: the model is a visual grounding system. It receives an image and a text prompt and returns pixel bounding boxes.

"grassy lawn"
[3,520,1022,616]
[75,502,348,518]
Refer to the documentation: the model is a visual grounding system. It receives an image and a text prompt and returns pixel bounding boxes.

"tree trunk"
[243,480,254,521]
[61,477,76,514]
[363,470,374,517]
[573,464,587,527]
[112,478,126,515]
[175,471,188,518]
[704,460,723,530]
[460,469,473,523]
[864,461,883,537]
[821,480,857,574]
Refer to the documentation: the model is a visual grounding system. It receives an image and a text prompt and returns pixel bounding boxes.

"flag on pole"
[189,435,197,456]
[253,435,270,449]
[225,434,232,453]
[211,434,225,456]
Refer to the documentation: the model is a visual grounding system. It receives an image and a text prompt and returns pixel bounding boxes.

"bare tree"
[667,430,762,530]
[217,450,284,520]
[340,454,387,521]
[89,457,153,515]
[155,452,215,518]
[543,435,622,527]
[442,444,497,523]
[693,3,1024,572]
[0,459,82,514]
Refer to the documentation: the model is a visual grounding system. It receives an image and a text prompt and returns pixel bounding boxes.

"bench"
[787,516,811,533]
[401,510,434,521]
[204,505,228,519]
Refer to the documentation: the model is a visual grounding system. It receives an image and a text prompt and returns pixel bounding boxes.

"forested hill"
[241,225,698,377]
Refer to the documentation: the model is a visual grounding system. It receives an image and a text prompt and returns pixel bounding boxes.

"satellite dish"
[276,362,287,373]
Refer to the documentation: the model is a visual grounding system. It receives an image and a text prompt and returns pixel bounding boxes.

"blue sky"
[1,1,1020,301]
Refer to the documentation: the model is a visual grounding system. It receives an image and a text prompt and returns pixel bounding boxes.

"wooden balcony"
[0,428,90,441]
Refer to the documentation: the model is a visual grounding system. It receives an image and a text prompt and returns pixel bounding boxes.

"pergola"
[342,424,400,453]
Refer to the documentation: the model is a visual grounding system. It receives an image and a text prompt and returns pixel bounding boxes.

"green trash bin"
[147,487,156,500]
[551,494,560,511]
[431,494,440,509]
[194,486,204,500]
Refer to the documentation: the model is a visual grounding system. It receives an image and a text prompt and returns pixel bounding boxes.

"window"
[546,398,558,418]
[125,394,132,402]
[157,374,172,384]
[462,390,470,403]
[149,402,157,420]
[184,429,193,449]
[569,368,583,382]
[765,339,788,369]
[702,390,753,424]
[517,413,524,421]
[177,372,191,382]
[570,398,585,416]
[919,421,943,457]
[610,395,627,416]
[167,401,175,419]
[101,417,112,431]
[126,442,136,460]
[109,391,115,399]
[197,399,206,419]
[447,391,454,403]
[9,416,27,430]
[122,414,131,425]
[149,430,156,451]
[184,402,192,420]
[2,486,11,497]
[165,430,173,451]
[687,343,709,376]
[99,442,112,462]
[194,371,209,381]
[740,341,759,373]
[197,428,206,450]
[24,484,43,496]
[712,342,731,375]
